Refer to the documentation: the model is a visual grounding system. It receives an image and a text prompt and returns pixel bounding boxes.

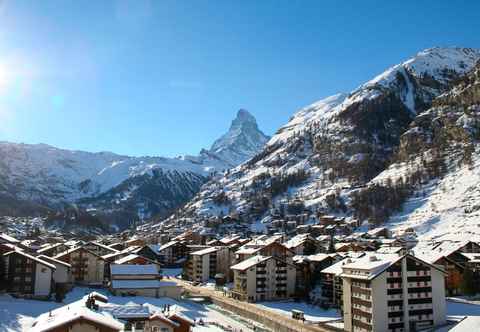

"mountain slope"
[165,47,480,238]
[0,109,268,231]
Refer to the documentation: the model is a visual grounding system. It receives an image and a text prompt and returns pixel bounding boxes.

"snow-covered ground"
[162,268,183,277]
[256,301,341,322]
[384,150,480,243]
[0,287,259,332]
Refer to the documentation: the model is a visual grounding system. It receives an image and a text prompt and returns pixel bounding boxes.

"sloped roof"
[30,304,123,332]
[231,255,270,271]
[4,251,56,270]
[37,255,71,268]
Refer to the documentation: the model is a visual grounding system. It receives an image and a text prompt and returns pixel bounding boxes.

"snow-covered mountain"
[207,109,270,166]
[0,109,268,231]
[167,47,480,241]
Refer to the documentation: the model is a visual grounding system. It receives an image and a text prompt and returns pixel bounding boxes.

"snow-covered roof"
[219,235,241,245]
[190,247,219,256]
[4,251,56,270]
[321,258,352,276]
[54,246,106,260]
[86,241,119,253]
[169,311,195,325]
[283,234,315,249]
[102,304,151,319]
[340,253,400,279]
[231,255,270,271]
[306,253,332,262]
[111,279,177,289]
[30,304,123,332]
[413,240,471,264]
[149,312,180,327]
[114,254,144,264]
[110,264,158,276]
[375,246,404,254]
[0,233,20,243]
[156,241,179,252]
[36,242,63,253]
[37,255,72,268]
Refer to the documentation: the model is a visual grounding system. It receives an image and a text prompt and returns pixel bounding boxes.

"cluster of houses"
[3,216,480,332]
[30,292,195,332]
[0,233,181,301]
[172,227,480,332]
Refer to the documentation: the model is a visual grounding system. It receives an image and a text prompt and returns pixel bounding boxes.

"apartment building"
[341,253,446,332]
[54,246,106,285]
[3,250,55,299]
[184,246,230,283]
[231,254,296,302]
[146,241,188,266]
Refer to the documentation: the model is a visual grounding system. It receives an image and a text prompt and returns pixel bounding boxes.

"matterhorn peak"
[208,109,270,166]
[234,109,256,123]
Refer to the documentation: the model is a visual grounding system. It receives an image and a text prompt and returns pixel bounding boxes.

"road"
[171,278,342,332]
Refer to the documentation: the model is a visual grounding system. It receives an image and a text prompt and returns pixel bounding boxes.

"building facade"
[342,254,446,332]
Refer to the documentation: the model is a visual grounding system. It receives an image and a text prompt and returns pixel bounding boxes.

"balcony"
[407,270,431,277]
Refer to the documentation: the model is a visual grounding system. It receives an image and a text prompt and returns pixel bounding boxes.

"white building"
[231,255,296,302]
[341,253,446,332]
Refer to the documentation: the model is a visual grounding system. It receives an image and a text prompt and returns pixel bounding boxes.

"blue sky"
[0,0,479,157]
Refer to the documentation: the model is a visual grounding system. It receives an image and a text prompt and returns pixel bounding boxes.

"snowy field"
[256,301,341,322]
[0,287,258,332]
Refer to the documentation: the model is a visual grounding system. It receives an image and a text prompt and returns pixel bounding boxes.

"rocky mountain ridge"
[160,47,480,242]
[0,109,269,232]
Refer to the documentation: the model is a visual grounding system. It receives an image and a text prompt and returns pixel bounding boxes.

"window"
[151,327,159,332]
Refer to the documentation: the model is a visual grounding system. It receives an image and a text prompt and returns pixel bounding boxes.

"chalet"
[30,306,123,332]
[284,234,322,255]
[3,250,55,299]
[138,241,188,266]
[30,293,123,332]
[37,254,72,286]
[414,240,479,295]
[54,246,106,286]
[293,253,340,298]
[235,236,293,263]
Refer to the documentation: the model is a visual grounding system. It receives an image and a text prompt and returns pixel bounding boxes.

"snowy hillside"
[166,47,480,239]
[0,109,269,231]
